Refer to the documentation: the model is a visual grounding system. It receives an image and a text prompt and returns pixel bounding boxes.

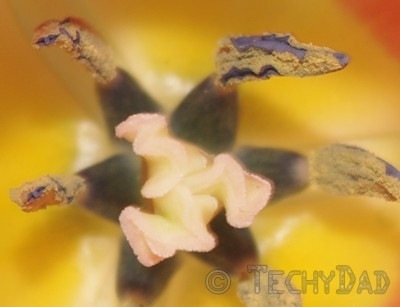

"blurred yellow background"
[2,0,400,306]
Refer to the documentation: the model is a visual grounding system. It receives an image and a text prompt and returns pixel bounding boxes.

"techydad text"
[247,265,389,294]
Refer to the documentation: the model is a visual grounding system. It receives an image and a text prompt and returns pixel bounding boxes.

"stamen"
[32,17,117,83]
[96,69,161,138]
[216,32,349,86]
[312,144,400,201]
[170,75,238,154]
[10,175,86,212]
[194,212,258,278]
[9,154,142,221]
[117,239,179,305]
[235,146,309,201]
[77,154,143,221]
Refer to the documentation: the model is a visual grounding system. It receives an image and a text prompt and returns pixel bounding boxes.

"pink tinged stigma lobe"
[116,113,273,266]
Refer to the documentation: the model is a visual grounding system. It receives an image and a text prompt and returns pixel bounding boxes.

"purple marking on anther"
[221,65,280,84]
[383,160,400,180]
[342,144,400,180]
[27,186,46,203]
[59,28,81,45]
[73,30,81,45]
[231,34,306,59]
[333,52,350,67]
[35,34,60,46]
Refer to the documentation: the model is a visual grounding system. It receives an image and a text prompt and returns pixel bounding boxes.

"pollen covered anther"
[116,113,273,266]
[32,17,117,83]
[216,32,349,86]
[10,175,86,212]
[312,144,400,201]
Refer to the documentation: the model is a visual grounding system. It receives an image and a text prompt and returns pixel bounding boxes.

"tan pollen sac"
[215,32,349,86]
[10,175,87,212]
[32,17,117,83]
[311,144,400,201]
